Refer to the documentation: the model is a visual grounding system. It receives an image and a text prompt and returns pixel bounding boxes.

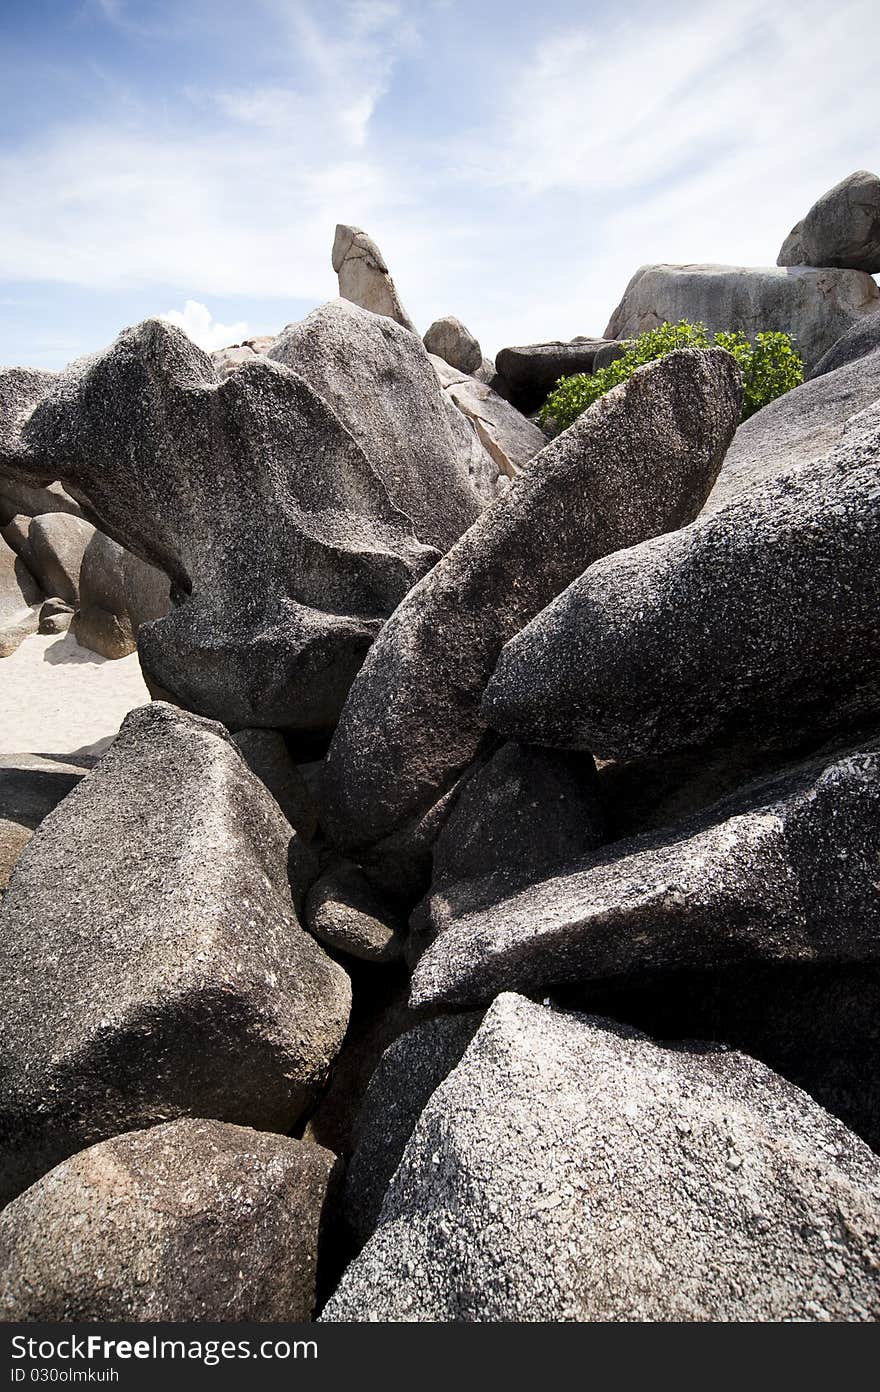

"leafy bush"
[538,320,804,431]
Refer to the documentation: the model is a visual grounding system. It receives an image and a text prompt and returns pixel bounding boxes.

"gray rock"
[0,534,41,658]
[0,753,85,895]
[305,858,404,963]
[778,170,880,274]
[0,1119,336,1321]
[484,399,880,758]
[37,598,73,635]
[321,349,742,887]
[0,701,350,1205]
[592,339,629,371]
[423,316,482,375]
[269,299,488,544]
[321,993,880,1322]
[604,263,880,373]
[494,339,613,414]
[232,728,319,841]
[410,742,605,960]
[809,309,880,379]
[429,354,546,483]
[211,344,260,379]
[344,1013,484,1244]
[332,224,416,333]
[0,480,82,528]
[703,332,880,513]
[71,530,171,660]
[410,743,880,1010]
[1,318,438,735]
[2,512,96,605]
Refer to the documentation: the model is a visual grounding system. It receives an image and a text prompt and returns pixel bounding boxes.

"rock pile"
[1,183,879,1323]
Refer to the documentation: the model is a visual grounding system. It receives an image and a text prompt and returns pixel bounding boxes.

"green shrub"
[538,320,804,432]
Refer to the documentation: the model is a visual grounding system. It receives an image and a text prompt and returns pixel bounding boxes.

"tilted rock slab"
[322,993,880,1322]
[0,702,350,1205]
[269,299,489,540]
[0,1119,336,1321]
[778,170,880,274]
[410,744,880,1010]
[604,263,880,373]
[1,318,439,733]
[332,224,417,332]
[809,307,880,379]
[321,349,742,867]
[429,353,547,484]
[484,398,880,758]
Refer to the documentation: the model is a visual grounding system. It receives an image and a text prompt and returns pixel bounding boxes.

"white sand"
[0,631,151,756]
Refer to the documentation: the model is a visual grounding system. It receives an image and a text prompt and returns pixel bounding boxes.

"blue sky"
[1,0,878,367]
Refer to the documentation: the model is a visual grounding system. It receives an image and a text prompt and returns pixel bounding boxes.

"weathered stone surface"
[0,701,349,1205]
[269,299,488,543]
[484,399,880,758]
[410,742,605,961]
[332,224,416,332]
[71,530,171,660]
[604,263,880,373]
[410,744,880,1010]
[343,1013,484,1244]
[322,993,880,1322]
[423,316,482,375]
[1,318,438,733]
[2,512,95,605]
[0,753,86,892]
[778,171,880,274]
[0,534,41,658]
[0,1119,336,1321]
[429,354,546,483]
[322,350,742,876]
[703,333,880,512]
[232,728,319,841]
[494,339,613,414]
[809,309,880,379]
[38,598,73,635]
[305,858,404,963]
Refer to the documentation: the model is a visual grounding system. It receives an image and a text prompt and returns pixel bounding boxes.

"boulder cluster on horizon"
[0,169,880,1323]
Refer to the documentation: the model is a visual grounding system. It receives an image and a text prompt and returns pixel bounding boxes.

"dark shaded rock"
[232,728,319,842]
[559,963,880,1155]
[410,744,880,1011]
[0,1119,336,1321]
[269,298,489,539]
[423,316,482,375]
[2,318,438,734]
[322,993,880,1322]
[809,309,880,379]
[38,598,73,635]
[0,701,349,1205]
[778,170,880,274]
[0,480,82,528]
[305,858,405,964]
[322,349,742,888]
[332,224,416,332]
[0,753,85,896]
[410,742,605,961]
[604,263,880,373]
[429,354,546,484]
[0,534,41,658]
[592,339,628,371]
[484,399,880,758]
[343,1012,484,1245]
[494,339,613,414]
[72,530,171,660]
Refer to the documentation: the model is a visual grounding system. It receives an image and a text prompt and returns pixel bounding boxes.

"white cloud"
[160,300,250,351]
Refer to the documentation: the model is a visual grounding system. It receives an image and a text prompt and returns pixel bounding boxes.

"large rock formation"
[321,349,742,887]
[604,264,880,373]
[0,1120,336,1321]
[494,339,614,414]
[72,530,171,660]
[410,743,880,1010]
[778,171,880,274]
[0,318,441,734]
[268,299,490,537]
[0,754,85,895]
[0,702,350,1205]
[332,224,417,332]
[1,512,95,606]
[484,397,880,759]
[322,994,880,1321]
